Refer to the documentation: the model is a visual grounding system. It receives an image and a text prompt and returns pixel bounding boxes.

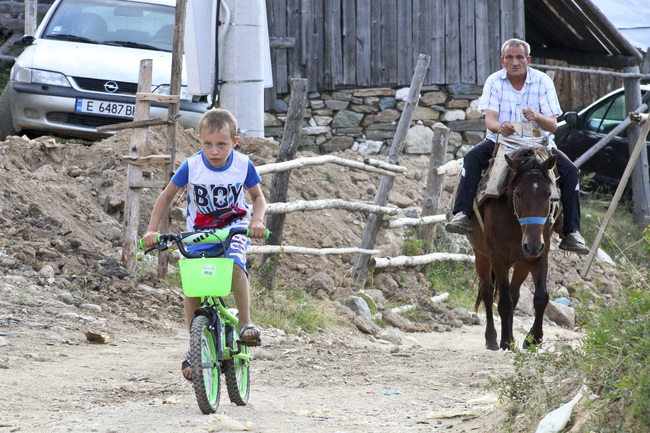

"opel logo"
[104,81,119,93]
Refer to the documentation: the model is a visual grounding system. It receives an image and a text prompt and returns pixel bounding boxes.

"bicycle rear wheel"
[223,343,250,406]
[189,315,221,414]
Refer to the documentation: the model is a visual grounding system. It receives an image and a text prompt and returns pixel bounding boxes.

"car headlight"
[152,84,193,102]
[12,66,71,87]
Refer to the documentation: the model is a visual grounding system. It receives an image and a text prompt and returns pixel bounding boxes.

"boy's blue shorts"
[186,233,251,276]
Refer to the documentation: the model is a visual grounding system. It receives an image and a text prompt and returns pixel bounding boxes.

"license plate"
[75,98,135,118]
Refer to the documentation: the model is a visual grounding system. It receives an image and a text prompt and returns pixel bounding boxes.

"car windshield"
[42,0,175,52]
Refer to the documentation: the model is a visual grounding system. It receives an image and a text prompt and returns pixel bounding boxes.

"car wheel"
[0,86,17,141]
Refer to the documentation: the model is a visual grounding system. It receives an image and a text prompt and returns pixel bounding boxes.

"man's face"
[501,45,530,80]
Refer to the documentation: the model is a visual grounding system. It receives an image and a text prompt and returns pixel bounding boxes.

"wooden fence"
[265,0,525,96]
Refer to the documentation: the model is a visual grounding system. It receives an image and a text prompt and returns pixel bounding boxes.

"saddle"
[476,122,560,207]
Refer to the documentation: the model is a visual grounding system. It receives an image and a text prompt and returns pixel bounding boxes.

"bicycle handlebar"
[139,227,271,259]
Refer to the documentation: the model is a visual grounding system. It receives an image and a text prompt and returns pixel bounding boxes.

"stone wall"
[264,84,487,161]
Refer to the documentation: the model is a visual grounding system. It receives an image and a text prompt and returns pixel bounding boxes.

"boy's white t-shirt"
[171,149,262,232]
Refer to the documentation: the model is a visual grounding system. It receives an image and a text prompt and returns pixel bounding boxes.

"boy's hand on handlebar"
[142,231,160,248]
[248,221,267,239]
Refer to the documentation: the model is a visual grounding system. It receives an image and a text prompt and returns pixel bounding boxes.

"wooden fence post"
[420,123,449,241]
[349,54,431,286]
[157,0,186,279]
[122,59,153,275]
[260,78,308,289]
[581,112,650,277]
[24,0,37,36]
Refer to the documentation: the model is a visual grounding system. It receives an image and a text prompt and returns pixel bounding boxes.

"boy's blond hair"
[199,108,238,140]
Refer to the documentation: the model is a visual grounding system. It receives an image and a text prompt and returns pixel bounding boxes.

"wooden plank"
[499,0,512,43]
[459,0,475,84]
[129,180,169,188]
[420,124,450,241]
[370,0,382,85]
[396,0,412,86]
[431,0,445,83]
[96,115,180,132]
[513,0,525,39]
[341,0,356,85]
[286,0,303,83]
[350,54,431,286]
[123,154,172,166]
[414,0,432,83]
[445,0,460,84]
[307,1,324,92]
[260,78,308,289]
[271,0,288,94]
[488,0,502,73]
[381,0,398,85]
[135,92,179,104]
[324,0,342,88]
[475,0,490,83]
[356,0,371,86]
[122,59,152,276]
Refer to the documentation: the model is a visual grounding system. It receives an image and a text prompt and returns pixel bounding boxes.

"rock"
[346,295,371,317]
[32,165,59,181]
[441,109,466,122]
[516,287,535,316]
[352,88,395,97]
[139,284,167,302]
[421,91,447,106]
[79,303,102,313]
[378,96,397,110]
[379,331,403,346]
[373,273,399,297]
[382,310,413,330]
[39,265,55,279]
[333,301,356,321]
[97,258,129,279]
[324,99,349,111]
[404,124,434,154]
[545,301,575,329]
[251,347,275,360]
[361,289,387,311]
[352,315,380,335]
[332,110,364,128]
[357,140,383,155]
[305,272,335,297]
[374,109,400,123]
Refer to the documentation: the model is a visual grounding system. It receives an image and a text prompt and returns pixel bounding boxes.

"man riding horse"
[445,38,589,255]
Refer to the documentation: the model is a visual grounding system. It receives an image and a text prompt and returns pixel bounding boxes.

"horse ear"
[544,154,557,171]
[505,154,520,171]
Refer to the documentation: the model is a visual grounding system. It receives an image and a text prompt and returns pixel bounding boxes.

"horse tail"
[474,271,498,313]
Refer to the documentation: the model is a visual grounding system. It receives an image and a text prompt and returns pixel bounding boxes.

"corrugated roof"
[525,0,643,68]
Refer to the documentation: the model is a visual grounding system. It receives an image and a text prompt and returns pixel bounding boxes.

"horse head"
[504,147,557,258]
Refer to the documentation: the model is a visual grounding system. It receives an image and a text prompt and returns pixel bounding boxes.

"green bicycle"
[141,227,269,414]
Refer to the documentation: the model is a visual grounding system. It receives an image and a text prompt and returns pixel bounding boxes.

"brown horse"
[468,147,559,350]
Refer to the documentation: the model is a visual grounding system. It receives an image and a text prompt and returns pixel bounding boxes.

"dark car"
[554,85,650,184]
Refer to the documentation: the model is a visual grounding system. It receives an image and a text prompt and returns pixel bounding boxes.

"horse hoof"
[486,342,500,351]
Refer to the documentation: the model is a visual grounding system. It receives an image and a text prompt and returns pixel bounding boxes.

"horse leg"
[493,264,515,350]
[475,254,498,350]
[524,259,549,349]
[509,263,529,345]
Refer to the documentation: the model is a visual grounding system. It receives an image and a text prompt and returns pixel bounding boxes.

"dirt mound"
[0,127,624,333]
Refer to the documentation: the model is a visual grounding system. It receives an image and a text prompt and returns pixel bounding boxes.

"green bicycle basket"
[178,257,234,297]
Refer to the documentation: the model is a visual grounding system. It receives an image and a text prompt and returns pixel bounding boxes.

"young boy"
[142,108,267,381]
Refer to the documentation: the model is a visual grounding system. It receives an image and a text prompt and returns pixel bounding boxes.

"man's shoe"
[559,231,589,255]
[445,212,474,235]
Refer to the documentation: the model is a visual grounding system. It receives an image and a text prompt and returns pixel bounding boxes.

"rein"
[512,169,551,226]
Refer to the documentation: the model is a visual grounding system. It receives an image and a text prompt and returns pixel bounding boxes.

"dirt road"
[1,307,580,433]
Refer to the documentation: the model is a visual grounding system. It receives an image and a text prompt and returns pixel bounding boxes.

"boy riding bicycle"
[141,108,267,381]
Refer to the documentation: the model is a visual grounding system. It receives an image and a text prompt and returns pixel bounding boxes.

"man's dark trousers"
[451,139,581,235]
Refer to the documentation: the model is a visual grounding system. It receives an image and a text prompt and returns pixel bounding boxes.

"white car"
[0,0,207,141]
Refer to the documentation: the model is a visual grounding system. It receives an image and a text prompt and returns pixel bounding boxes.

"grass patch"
[249,283,344,334]
[492,281,650,432]
[426,261,476,309]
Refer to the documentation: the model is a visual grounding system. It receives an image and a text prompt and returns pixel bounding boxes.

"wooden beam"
[128,180,168,188]
[269,37,296,49]
[96,115,180,132]
[122,154,172,166]
[135,92,180,104]
[531,47,640,69]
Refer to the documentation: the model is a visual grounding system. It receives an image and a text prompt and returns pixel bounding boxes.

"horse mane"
[506,147,553,187]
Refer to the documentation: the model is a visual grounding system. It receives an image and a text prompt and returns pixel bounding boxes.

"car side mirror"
[563,112,578,127]
[12,35,35,47]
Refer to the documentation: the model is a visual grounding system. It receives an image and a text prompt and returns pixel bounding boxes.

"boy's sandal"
[181,351,192,381]
[238,324,262,347]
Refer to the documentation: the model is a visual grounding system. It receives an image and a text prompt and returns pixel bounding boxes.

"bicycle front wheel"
[190,315,221,414]
[223,344,250,406]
